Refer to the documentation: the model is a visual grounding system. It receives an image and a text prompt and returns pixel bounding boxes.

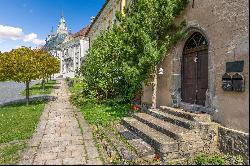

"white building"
[43,15,90,78]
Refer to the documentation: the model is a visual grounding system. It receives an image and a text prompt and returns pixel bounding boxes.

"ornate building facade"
[43,15,90,78]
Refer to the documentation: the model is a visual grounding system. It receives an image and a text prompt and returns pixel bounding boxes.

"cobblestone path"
[19,80,102,165]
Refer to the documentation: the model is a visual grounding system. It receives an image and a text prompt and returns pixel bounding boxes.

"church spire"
[57,11,68,34]
[61,9,64,18]
[51,26,54,33]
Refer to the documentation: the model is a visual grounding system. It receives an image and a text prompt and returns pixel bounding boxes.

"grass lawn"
[0,100,46,164]
[68,77,131,126]
[79,102,131,126]
[21,80,56,96]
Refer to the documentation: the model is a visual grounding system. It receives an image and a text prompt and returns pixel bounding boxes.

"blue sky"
[0,0,105,52]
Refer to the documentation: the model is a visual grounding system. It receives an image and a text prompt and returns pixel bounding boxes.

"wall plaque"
[226,61,244,73]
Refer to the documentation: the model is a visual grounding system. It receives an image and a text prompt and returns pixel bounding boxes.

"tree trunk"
[25,81,30,105]
[42,79,45,91]
[151,67,157,109]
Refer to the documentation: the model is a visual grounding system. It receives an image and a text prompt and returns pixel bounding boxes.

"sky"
[0,0,105,52]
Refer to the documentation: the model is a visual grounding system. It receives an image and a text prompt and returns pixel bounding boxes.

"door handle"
[194,57,198,63]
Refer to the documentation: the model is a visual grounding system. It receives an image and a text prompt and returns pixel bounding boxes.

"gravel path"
[0,80,40,105]
[19,79,102,165]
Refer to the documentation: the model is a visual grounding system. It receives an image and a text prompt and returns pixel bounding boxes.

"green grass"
[80,102,130,126]
[0,143,26,165]
[0,101,45,143]
[21,80,56,96]
[0,100,46,164]
[67,77,131,126]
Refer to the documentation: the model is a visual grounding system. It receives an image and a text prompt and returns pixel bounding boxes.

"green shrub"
[194,153,225,165]
[81,0,189,102]
[193,152,245,165]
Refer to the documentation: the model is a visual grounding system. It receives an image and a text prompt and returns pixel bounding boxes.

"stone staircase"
[117,106,219,163]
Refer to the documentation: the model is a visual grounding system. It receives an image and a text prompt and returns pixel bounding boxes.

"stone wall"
[88,0,124,45]
[142,0,249,132]
[218,126,249,164]
[88,0,134,46]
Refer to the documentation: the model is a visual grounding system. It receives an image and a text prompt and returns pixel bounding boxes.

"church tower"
[57,13,68,34]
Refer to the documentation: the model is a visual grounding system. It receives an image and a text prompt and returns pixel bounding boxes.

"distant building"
[43,15,90,78]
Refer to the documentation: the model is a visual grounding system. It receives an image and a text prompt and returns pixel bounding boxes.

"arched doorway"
[181,32,208,106]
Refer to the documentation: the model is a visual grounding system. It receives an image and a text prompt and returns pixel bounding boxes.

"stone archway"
[170,24,216,113]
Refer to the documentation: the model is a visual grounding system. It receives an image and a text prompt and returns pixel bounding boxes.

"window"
[184,32,208,51]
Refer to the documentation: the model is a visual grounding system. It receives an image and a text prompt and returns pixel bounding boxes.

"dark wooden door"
[196,49,208,105]
[182,49,208,106]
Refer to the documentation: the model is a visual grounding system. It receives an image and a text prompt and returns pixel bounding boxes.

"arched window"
[184,32,208,53]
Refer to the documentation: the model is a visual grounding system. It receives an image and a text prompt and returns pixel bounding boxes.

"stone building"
[87,0,249,132]
[59,26,90,78]
[86,0,249,162]
[43,15,90,78]
[142,0,249,133]
[87,0,133,46]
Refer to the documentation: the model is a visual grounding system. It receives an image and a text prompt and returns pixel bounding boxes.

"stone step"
[160,106,211,122]
[122,117,178,154]
[146,109,195,130]
[133,113,189,140]
[115,123,155,159]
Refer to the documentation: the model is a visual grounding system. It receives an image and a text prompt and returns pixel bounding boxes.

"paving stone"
[45,159,63,165]
[50,146,66,153]
[87,158,103,165]
[57,151,72,158]
[35,152,58,161]
[71,139,84,145]
[33,159,46,165]
[86,146,100,159]
[63,157,86,165]
[72,150,87,157]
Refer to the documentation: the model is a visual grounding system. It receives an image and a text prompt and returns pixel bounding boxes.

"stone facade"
[85,0,249,162]
[141,0,249,133]
[43,16,90,78]
[87,0,133,45]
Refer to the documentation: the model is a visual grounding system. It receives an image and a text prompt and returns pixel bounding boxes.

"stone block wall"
[218,126,249,164]
[88,0,132,46]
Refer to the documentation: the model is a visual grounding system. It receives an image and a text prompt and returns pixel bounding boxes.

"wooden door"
[182,52,197,104]
[196,49,208,105]
[182,32,209,106]
[182,49,208,106]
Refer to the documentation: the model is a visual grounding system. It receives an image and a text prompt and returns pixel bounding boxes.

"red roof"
[73,25,90,38]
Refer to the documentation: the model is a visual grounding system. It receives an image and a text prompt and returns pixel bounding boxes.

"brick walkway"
[19,80,102,165]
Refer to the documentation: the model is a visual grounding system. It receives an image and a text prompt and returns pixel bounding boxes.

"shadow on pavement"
[0,96,58,107]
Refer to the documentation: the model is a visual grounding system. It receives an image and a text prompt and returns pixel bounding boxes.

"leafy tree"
[82,0,189,104]
[0,47,60,105]
[34,50,60,90]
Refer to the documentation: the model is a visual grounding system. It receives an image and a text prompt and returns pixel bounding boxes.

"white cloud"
[0,24,45,45]
[23,33,45,45]
[0,25,23,40]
